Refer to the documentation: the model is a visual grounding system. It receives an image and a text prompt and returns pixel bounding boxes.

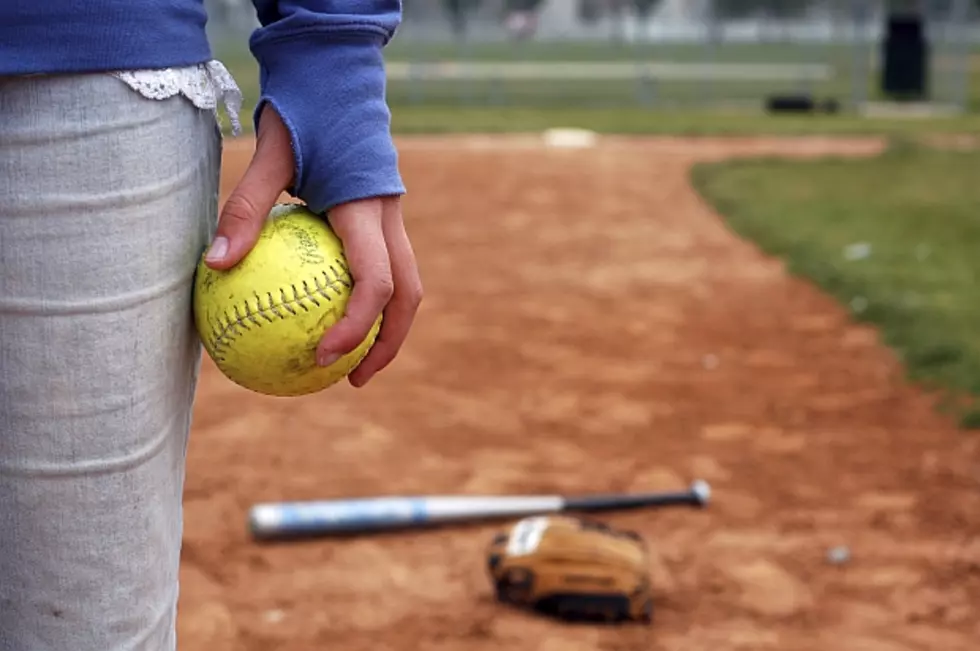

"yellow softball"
[192,203,381,397]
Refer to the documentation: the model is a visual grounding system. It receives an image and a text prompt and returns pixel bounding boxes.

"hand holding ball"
[193,203,381,397]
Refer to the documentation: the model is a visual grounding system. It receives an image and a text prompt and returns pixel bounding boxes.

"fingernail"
[318,352,341,367]
[205,236,229,263]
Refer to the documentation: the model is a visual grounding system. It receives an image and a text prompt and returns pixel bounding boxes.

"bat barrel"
[248,495,564,540]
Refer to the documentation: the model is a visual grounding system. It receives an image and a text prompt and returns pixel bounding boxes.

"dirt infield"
[177,135,979,651]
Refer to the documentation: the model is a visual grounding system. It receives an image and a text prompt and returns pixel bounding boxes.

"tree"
[578,0,603,24]
[632,0,663,20]
[710,0,813,19]
[441,0,479,38]
[763,0,814,19]
[919,0,980,17]
[505,0,545,11]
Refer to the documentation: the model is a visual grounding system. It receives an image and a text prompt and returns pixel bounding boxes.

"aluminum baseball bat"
[247,480,710,540]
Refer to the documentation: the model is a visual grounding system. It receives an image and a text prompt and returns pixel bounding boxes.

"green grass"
[691,141,980,428]
[387,106,980,135]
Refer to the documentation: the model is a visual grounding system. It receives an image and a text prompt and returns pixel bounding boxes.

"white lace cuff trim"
[112,60,244,136]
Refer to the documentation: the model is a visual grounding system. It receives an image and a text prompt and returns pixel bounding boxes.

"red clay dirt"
[176,135,980,651]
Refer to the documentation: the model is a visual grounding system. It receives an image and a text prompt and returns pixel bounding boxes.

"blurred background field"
[208,0,980,134]
[204,0,980,421]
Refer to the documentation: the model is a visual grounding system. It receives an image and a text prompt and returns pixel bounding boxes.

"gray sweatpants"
[0,74,221,650]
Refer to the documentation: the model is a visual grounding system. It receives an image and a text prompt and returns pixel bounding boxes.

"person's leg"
[0,73,221,650]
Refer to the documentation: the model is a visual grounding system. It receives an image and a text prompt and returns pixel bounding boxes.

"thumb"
[205,108,294,270]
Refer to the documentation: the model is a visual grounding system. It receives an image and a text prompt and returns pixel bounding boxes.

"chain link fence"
[381,0,978,113]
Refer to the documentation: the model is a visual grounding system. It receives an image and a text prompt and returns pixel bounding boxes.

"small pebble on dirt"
[826,546,851,565]
[263,609,286,624]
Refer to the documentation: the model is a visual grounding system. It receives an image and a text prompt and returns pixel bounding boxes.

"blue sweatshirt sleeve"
[248,1,405,215]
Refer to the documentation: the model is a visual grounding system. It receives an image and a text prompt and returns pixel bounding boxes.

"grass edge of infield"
[689,138,980,430]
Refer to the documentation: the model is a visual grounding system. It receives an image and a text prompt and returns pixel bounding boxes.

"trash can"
[881,13,929,101]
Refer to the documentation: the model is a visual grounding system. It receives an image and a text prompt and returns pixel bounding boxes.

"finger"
[348,198,422,388]
[204,107,293,270]
[316,198,393,367]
